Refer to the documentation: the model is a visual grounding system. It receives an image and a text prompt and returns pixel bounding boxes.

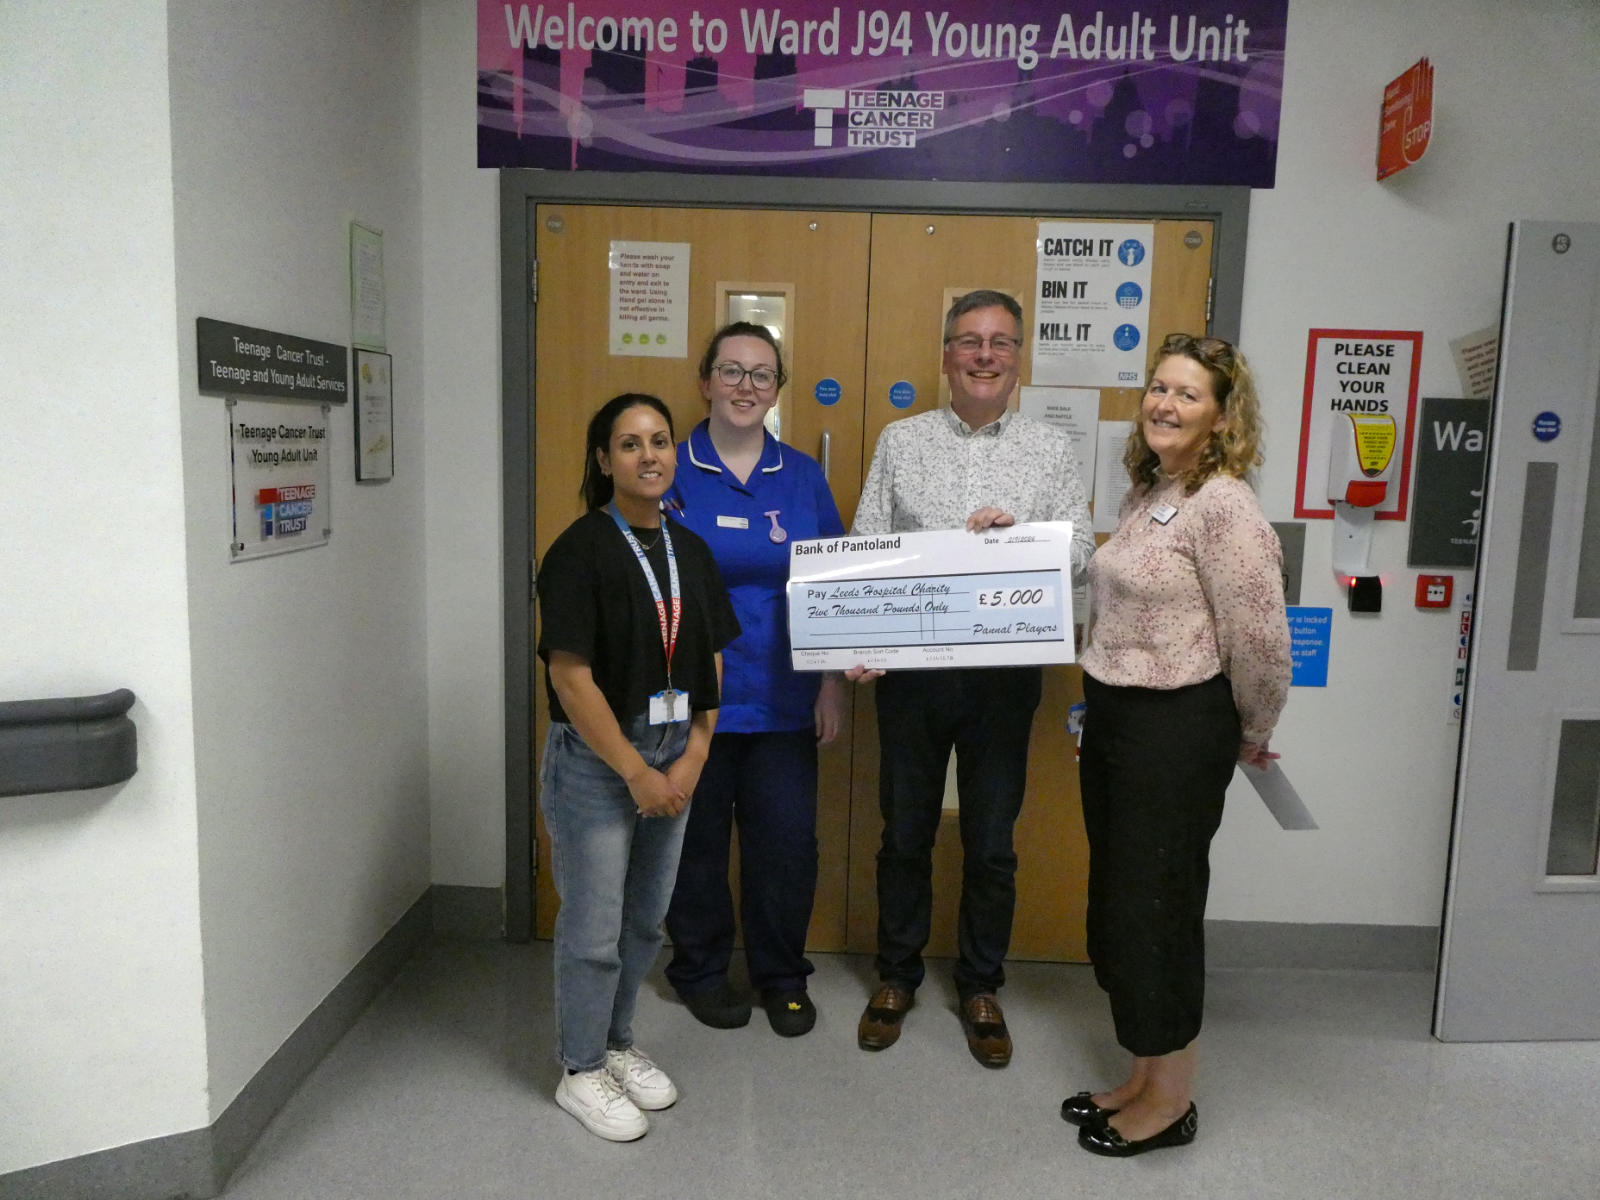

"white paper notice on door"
[1093,420,1134,533]
[609,241,689,358]
[1031,222,1154,389]
[1019,386,1099,487]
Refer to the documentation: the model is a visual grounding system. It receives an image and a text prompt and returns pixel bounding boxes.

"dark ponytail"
[579,393,676,511]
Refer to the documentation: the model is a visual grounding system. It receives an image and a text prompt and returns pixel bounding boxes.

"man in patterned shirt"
[850,289,1094,1067]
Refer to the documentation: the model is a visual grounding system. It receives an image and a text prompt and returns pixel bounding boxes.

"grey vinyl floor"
[219,937,1600,1199]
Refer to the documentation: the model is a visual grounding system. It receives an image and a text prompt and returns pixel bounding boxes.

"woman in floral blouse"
[1065,333,1291,1158]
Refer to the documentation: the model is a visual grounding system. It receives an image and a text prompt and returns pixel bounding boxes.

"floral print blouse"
[1080,473,1291,745]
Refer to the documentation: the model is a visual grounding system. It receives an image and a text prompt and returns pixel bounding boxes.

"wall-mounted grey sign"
[1271,522,1307,605]
[197,317,348,402]
[1408,397,1488,568]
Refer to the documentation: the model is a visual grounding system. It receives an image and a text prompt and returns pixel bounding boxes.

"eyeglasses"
[712,362,780,390]
[945,334,1023,357]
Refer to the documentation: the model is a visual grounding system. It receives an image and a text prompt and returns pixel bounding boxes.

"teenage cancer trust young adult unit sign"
[198,318,347,562]
[477,1,1288,187]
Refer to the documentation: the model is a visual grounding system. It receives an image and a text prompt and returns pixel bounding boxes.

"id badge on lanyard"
[608,504,690,724]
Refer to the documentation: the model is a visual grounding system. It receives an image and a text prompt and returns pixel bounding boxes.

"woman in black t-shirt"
[536,393,740,1143]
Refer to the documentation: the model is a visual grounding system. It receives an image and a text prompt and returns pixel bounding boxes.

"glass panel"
[1508,463,1556,671]
[1573,361,1600,619]
[1547,719,1600,876]
[724,292,788,440]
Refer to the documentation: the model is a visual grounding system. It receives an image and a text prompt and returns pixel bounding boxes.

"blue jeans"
[540,717,690,1072]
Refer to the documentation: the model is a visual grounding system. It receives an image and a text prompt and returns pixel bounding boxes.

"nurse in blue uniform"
[664,321,846,1037]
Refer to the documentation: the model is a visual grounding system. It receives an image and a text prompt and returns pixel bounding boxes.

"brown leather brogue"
[857,983,915,1050]
[959,992,1012,1067]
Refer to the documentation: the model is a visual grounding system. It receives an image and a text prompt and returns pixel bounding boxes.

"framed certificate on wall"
[353,348,394,483]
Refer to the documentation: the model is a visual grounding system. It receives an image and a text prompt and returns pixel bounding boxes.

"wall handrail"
[0,688,138,798]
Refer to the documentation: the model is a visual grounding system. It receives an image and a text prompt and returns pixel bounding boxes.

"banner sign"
[478,1,1288,186]
[1407,397,1488,568]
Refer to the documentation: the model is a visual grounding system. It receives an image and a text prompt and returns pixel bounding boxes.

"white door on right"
[1437,220,1600,1041]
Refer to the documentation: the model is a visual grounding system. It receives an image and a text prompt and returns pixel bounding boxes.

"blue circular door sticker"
[1117,239,1146,266]
[1112,324,1141,351]
[889,380,916,409]
[814,377,842,406]
[1533,411,1561,442]
[1116,282,1144,309]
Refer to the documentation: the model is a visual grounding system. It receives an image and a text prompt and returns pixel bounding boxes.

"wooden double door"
[530,204,1213,962]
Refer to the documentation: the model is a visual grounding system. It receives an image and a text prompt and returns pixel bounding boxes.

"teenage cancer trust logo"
[802,88,944,149]
[257,484,316,540]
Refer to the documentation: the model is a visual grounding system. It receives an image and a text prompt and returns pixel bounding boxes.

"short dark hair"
[696,321,788,390]
[580,393,675,511]
[943,290,1023,342]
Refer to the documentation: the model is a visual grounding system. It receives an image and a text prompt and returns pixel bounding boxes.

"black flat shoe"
[1078,1103,1198,1157]
[1060,1091,1120,1127]
[679,981,752,1029]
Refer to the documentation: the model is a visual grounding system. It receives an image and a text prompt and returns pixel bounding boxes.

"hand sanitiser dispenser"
[1328,413,1397,611]
[1327,413,1397,508]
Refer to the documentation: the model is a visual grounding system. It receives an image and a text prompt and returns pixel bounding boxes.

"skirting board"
[1206,920,1439,972]
[0,886,464,1200]
[431,882,504,940]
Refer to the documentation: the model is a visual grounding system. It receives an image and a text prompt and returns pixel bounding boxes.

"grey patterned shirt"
[852,407,1094,582]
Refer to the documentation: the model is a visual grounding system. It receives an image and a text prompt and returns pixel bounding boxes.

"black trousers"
[664,729,818,995]
[873,666,1041,997]
[1079,673,1240,1057]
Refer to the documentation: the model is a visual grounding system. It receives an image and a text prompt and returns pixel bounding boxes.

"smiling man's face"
[943,304,1022,426]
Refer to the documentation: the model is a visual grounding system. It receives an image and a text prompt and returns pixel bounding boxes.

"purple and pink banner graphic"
[478,2,1287,186]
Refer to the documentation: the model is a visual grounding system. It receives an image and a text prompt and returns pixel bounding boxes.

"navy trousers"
[1079,673,1240,1057]
[872,666,1041,998]
[664,729,818,996]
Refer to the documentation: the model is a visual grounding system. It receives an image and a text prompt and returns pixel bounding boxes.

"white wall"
[420,0,506,888]
[167,0,431,1114]
[421,0,1600,929]
[0,1,210,1171]
[1209,0,1600,924]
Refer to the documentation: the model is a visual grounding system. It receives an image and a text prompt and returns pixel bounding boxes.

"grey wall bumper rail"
[0,689,138,798]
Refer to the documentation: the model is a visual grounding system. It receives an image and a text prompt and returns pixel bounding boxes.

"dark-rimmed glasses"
[712,362,780,390]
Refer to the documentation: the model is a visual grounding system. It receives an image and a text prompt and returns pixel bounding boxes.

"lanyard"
[607,503,681,684]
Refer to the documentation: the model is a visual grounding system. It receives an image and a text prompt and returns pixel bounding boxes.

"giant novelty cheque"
[785,523,1076,671]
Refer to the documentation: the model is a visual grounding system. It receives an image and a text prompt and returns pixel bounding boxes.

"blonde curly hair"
[1122,332,1264,494]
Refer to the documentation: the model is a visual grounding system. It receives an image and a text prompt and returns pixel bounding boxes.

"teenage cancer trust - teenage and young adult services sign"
[477,1,1288,186]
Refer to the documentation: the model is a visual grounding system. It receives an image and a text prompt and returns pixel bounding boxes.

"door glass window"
[1547,718,1600,877]
[1573,367,1600,620]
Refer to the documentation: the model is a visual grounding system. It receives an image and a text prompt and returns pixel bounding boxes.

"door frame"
[498,171,1252,940]
[1433,220,1600,1040]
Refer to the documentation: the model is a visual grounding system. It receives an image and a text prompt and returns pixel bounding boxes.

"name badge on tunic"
[717,515,749,529]
[1151,503,1179,525]
[649,689,689,725]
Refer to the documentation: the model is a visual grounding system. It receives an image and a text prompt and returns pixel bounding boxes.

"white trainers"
[555,1067,648,1141]
[605,1045,679,1111]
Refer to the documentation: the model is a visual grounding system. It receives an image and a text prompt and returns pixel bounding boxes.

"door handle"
[819,430,831,480]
